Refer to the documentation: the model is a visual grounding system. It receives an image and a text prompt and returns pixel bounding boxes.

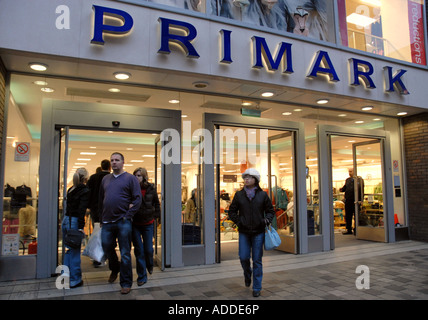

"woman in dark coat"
[62,168,90,288]
[228,168,275,297]
[132,167,160,286]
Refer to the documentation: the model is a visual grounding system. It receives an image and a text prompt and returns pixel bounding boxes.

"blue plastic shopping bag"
[264,225,281,250]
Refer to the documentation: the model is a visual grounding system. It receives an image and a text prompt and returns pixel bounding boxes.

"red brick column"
[402,114,428,242]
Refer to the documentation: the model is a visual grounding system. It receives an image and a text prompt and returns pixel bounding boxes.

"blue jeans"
[239,232,264,292]
[101,218,133,288]
[62,216,82,287]
[132,223,154,283]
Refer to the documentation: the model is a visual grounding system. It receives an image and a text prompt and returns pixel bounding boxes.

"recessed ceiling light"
[193,81,208,88]
[317,99,329,104]
[108,88,120,93]
[355,120,364,124]
[282,112,292,116]
[373,118,381,121]
[41,87,55,93]
[181,115,188,118]
[362,106,373,111]
[293,108,303,112]
[397,112,408,116]
[241,101,252,106]
[29,63,48,71]
[33,80,48,86]
[169,99,180,104]
[261,92,274,97]
[338,114,347,117]
[114,72,131,80]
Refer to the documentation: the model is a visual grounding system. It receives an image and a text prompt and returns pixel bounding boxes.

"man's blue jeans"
[132,223,154,283]
[101,218,133,288]
[239,232,264,292]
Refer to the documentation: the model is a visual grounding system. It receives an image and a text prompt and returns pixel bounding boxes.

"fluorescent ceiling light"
[108,88,120,93]
[347,13,376,27]
[397,112,408,116]
[80,152,96,155]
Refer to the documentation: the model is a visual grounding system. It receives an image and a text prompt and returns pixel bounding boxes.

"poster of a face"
[210,0,329,41]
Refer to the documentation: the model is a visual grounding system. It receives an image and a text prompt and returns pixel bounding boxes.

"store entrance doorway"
[318,126,395,249]
[37,100,182,279]
[204,113,308,263]
[330,136,386,247]
[56,127,165,275]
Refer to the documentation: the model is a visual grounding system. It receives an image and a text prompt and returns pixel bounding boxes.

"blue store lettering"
[91,4,409,95]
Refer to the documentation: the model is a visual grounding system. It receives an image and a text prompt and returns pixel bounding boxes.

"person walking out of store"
[228,168,275,297]
[99,152,142,294]
[132,167,160,286]
[62,168,90,288]
[340,168,363,235]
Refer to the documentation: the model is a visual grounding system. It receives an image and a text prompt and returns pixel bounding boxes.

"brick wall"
[402,113,428,242]
[0,58,6,162]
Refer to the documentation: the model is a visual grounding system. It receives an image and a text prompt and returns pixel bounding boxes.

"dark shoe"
[252,290,261,297]
[147,267,153,275]
[342,231,353,235]
[108,270,119,283]
[245,278,251,287]
[137,281,146,286]
[70,280,83,289]
[120,287,131,294]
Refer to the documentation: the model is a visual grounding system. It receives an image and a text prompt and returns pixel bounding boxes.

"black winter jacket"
[228,187,275,235]
[66,184,90,229]
[133,183,160,225]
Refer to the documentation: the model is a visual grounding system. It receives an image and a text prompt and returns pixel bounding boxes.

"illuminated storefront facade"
[0,0,427,281]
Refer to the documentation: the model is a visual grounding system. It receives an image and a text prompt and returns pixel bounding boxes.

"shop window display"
[2,96,39,256]
[338,0,426,65]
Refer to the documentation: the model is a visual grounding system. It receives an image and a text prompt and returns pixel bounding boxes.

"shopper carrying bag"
[228,168,275,297]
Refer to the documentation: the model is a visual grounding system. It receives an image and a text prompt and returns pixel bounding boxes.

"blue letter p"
[91,5,133,45]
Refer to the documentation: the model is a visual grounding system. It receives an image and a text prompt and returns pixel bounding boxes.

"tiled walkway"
[1,240,428,300]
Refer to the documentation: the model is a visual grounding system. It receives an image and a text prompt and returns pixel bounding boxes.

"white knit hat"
[242,168,261,183]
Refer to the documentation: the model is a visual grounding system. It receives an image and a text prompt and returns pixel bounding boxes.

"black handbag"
[64,216,83,249]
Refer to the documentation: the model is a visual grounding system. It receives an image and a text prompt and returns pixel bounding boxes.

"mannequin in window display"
[228,168,275,297]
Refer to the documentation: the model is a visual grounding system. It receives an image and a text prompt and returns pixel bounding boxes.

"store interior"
[2,73,409,265]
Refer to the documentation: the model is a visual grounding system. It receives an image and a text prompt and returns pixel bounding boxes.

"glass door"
[57,126,69,265]
[268,132,296,253]
[154,136,165,270]
[353,139,386,242]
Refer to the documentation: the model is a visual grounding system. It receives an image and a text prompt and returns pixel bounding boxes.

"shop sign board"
[90,4,410,96]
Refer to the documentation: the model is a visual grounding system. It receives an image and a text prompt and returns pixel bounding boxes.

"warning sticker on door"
[15,142,30,162]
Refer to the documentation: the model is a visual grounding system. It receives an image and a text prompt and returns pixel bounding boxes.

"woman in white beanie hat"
[228,168,275,297]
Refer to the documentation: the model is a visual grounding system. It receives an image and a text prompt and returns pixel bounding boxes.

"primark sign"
[89,4,409,95]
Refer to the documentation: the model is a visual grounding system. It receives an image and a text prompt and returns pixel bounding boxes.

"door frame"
[317,124,394,251]
[203,113,307,262]
[37,100,182,278]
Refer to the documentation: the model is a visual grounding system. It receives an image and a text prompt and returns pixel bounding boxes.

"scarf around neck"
[244,185,257,200]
